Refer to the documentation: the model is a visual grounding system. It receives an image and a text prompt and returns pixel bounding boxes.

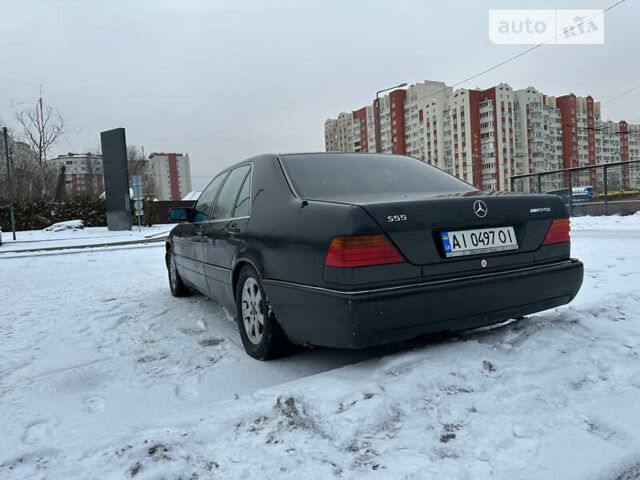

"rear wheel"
[235,266,293,360]
[167,250,193,297]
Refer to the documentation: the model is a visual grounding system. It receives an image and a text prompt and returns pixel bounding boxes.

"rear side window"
[213,165,251,220]
[195,172,227,217]
[233,172,251,217]
[280,154,476,199]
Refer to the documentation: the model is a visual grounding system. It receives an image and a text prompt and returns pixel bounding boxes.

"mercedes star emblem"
[473,200,488,218]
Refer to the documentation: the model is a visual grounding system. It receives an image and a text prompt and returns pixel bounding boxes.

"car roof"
[222,152,407,174]
[276,152,399,157]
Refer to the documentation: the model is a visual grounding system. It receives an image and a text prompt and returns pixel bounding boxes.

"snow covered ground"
[0,224,174,254]
[571,211,640,231]
[1,215,639,479]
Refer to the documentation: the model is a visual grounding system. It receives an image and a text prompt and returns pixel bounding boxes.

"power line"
[420,0,626,101]
[602,82,640,106]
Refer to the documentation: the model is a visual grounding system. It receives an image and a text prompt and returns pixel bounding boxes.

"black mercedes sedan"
[166,153,583,360]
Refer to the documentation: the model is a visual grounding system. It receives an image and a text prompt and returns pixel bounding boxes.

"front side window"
[212,165,251,220]
[194,172,227,220]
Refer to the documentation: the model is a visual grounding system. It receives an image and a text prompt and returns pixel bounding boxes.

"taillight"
[542,218,570,245]
[325,234,405,268]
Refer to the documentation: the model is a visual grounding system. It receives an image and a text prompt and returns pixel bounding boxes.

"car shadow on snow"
[279,310,572,371]
[266,319,527,371]
[181,291,574,394]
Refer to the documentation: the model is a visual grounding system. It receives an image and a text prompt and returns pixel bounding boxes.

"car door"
[176,172,227,293]
[201,164,252,304]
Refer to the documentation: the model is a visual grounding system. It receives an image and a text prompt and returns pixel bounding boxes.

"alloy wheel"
[169,254,178,289]
[241,277,264,344]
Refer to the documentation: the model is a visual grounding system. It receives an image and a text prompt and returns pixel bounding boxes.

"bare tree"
[15,99,66,164]
[1,122,57,201]
[127,145,157,197]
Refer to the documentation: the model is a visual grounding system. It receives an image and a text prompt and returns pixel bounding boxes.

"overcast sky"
[1,0,638,189]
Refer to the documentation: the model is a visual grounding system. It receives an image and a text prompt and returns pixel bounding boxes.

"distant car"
[166,153,584,360]
[548,186,594,203]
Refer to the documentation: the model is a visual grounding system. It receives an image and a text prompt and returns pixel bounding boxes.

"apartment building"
[147,152,192,201]
[325,80,640,192]
[595,120,640,191]
[47,153,104,196]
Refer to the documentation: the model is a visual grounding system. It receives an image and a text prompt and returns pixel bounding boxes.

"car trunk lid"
[313,192,566,267]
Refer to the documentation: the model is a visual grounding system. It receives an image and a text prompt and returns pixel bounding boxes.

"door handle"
[227,222,240,234]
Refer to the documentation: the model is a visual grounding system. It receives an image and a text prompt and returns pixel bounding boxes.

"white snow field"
[1,215,639,479]
[0,224,174,254]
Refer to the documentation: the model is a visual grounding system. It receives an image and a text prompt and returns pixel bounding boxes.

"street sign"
[131,174,144,231]
[131,174,143,200]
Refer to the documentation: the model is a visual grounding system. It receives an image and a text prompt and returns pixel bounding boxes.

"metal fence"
[510,160,640,216]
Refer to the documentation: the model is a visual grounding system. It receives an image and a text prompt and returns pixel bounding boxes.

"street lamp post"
[375,83,407,153]
[2,127,17,240]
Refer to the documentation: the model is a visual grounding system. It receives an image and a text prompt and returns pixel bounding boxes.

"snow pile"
[1,217,639,478]
[43,219,84,232]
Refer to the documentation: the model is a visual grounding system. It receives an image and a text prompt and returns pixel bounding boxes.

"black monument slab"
[100,128,132,231]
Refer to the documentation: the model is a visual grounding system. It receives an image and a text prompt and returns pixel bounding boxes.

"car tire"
[167,249,194,297]
[235,265,293,360]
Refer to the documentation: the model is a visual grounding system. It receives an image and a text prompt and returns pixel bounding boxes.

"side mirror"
[169,207,193,222]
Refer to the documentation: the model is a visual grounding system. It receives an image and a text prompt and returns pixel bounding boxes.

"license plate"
[441,226,518,258]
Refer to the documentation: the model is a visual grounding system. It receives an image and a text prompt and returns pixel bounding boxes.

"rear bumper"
[262,259,584,349]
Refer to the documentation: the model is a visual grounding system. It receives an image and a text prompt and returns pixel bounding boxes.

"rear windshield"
[280,154,476,198]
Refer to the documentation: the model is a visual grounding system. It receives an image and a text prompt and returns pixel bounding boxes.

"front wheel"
[235,266,293,360]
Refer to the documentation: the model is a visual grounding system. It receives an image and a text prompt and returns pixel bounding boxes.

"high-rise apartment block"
[325,80,640,192]
[148,152,192,201]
